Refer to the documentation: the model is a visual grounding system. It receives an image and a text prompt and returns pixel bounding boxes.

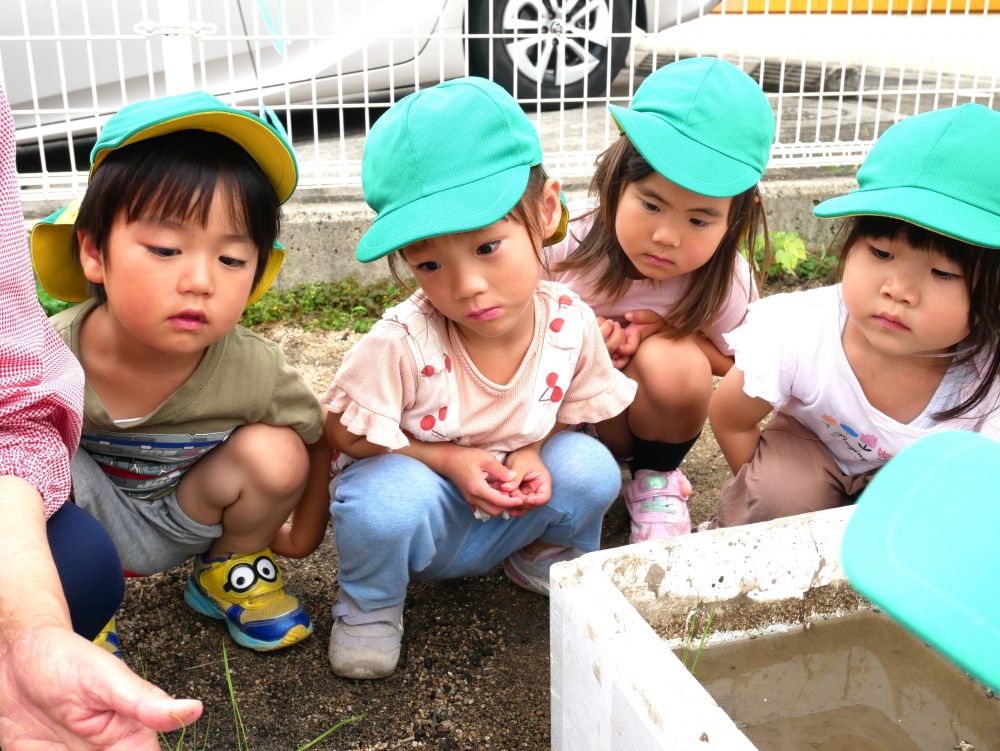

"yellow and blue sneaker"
[93,616,123,659]
[183,548,312,651]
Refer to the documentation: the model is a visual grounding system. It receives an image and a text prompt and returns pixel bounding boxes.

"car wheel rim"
[500,0,612,88]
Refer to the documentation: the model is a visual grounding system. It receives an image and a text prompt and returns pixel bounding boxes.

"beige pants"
[716,413,879,527]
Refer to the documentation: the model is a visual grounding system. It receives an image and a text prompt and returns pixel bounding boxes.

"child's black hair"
[835,215,1000,420]
[73,130,281,303]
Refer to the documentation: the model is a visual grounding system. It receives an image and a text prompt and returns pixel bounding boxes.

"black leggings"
[46,502,124,641]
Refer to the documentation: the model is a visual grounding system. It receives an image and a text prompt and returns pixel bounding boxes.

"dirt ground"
[124,278,824,751]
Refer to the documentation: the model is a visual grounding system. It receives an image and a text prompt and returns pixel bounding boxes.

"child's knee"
[631,337,712,408]
[226,424,309,497]
[547,432,622,508]
[334,454,442,535]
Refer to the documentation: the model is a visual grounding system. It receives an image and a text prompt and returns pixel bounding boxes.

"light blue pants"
[331,430,621,610]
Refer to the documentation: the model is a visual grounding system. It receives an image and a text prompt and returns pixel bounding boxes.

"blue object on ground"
[842,430,1000,693]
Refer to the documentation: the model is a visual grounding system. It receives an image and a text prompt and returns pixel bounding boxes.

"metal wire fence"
[2,0,998,200]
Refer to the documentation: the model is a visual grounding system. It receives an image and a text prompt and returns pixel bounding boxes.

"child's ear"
[76,229,106,285]
[540,177,563,238]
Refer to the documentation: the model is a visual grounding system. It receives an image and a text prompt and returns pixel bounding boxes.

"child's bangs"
[125,168,236,233]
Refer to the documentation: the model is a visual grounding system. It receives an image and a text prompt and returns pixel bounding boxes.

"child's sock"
[630,434,701,473]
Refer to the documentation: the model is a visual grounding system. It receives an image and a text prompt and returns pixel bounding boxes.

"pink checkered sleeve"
[0,84,84,518]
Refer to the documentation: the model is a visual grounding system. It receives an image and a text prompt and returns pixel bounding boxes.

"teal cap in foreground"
[356,76,568,263]
[841,430,1000,693]
[608,57,775,198]
[814,104,1000,248]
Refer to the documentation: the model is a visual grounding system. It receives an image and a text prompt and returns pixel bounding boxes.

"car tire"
[468,0,632,107]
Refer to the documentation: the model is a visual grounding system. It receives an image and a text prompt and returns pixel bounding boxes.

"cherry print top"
[323,281,635,471]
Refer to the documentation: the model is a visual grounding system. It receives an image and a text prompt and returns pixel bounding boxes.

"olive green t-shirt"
[51,299,323,499]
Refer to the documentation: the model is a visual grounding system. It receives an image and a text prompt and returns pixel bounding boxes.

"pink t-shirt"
[544,197,759,356]
[324,281,636,459]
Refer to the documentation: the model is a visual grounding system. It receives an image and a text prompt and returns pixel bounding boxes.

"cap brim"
[92,109,298,205]
[814,186,1000,248]
[608,104,761,198]
[31,201,283,306]
[358,164,568,262]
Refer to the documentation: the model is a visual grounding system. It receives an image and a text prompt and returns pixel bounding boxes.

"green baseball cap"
[813,104,1000,248]
[356,76,569,263]
[31,91,298,305]
[608,57,775,198]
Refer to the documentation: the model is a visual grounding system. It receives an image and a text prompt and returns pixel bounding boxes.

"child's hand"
[614,309,663,363]
[596,316,626,365]
[439,445,524,518]
[500,446,552,516]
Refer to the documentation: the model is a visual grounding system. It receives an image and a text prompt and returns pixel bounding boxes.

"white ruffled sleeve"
[723,291,801,410]
[321,321,418,451]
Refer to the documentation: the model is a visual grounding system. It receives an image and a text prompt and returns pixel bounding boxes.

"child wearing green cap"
[547,57,774,543]
[300,76,635,679]
[709,103,1000,526]
[30,91,332,653]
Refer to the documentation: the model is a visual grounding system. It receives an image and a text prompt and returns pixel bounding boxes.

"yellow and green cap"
[31,90,297,305]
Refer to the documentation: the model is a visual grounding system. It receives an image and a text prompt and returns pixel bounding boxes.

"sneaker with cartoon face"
[183,548,312,651]
[93,616,123,659]
[624,469,692,543]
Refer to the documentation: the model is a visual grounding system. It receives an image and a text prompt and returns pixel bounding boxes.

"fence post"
[157,0,196,94]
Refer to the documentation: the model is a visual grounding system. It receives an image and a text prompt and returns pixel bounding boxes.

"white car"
[3,0,720,144]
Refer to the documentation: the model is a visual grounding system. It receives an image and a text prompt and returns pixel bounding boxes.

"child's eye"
[220,256,248,269]
[476,240,500,256]
[931,268,960,280]
[689,217,708,228]
[147,246,178,258]
[641,200,659,213]
[415,261,440,272]
[869,246,892,260]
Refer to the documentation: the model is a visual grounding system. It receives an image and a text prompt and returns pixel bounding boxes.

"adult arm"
[709,366,773,474]
[0,475,202,749]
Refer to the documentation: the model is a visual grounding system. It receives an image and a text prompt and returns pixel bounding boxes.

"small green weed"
[241,277,402,333]
[141,640,362,751]
[746,230,836,282]
[680,600,717,677]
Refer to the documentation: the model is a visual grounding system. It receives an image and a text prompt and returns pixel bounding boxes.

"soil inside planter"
[692,611,1000,750]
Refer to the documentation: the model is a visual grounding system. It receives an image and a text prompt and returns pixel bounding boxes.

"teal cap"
[608,57,775,198]
[356,76,569,263]
[842,430,1000,693]
[814,104,1000,248]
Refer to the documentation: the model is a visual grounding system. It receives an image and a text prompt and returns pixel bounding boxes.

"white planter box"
[550,506,859,751]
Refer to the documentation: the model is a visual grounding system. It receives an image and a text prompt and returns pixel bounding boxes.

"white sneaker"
[328,590,404,679]
[502,545,583,596]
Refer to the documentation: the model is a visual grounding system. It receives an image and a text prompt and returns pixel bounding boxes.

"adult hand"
[439,445,524,518]
[0,622,202,750]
